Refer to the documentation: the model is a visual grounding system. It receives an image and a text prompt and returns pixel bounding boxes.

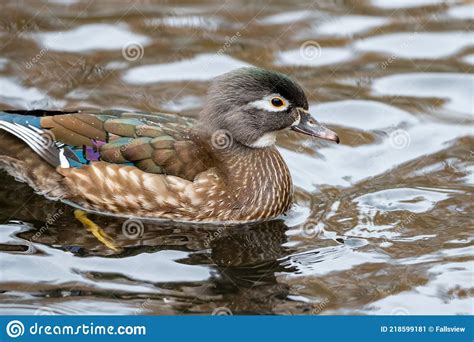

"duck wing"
[0,109,211,181]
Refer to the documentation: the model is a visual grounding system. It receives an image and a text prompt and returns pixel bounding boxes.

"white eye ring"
[249,94,290,112]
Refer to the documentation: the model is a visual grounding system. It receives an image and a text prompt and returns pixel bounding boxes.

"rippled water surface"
[0,0,473,315]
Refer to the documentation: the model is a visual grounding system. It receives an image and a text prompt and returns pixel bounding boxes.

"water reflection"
[123,54,250,84]
[355,31,472,59]
[0,181,297,314]
[34,24,151,52]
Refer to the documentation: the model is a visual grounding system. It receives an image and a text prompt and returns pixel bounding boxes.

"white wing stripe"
[0,120,60,166]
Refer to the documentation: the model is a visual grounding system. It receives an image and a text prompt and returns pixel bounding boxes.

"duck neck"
[195,127,294,220]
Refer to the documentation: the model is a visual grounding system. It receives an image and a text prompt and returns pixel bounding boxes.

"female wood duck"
[0,67,339,223]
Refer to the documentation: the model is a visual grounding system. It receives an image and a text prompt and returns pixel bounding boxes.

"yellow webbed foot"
[74,210,119,252]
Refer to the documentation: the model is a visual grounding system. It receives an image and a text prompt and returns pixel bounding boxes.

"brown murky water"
[0,0,473,315]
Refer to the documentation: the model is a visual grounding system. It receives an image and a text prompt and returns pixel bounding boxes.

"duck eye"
[271,97,285,108]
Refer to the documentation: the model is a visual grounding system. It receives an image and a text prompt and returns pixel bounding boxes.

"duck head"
[200,67,339,148]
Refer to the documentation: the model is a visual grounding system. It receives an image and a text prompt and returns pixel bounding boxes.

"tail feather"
[0,120,61,166]
[0,112,42,127]
[0,132,66,199]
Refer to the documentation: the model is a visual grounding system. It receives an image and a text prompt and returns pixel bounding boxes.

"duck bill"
[291,108,340,144]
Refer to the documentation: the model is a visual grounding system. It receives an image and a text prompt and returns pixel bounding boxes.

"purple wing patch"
[84,139,105,161]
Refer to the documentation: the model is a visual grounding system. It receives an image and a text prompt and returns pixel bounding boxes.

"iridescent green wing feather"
[40,110,210,181]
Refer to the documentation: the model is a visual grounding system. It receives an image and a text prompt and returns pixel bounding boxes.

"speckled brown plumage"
[59,146,292,222]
